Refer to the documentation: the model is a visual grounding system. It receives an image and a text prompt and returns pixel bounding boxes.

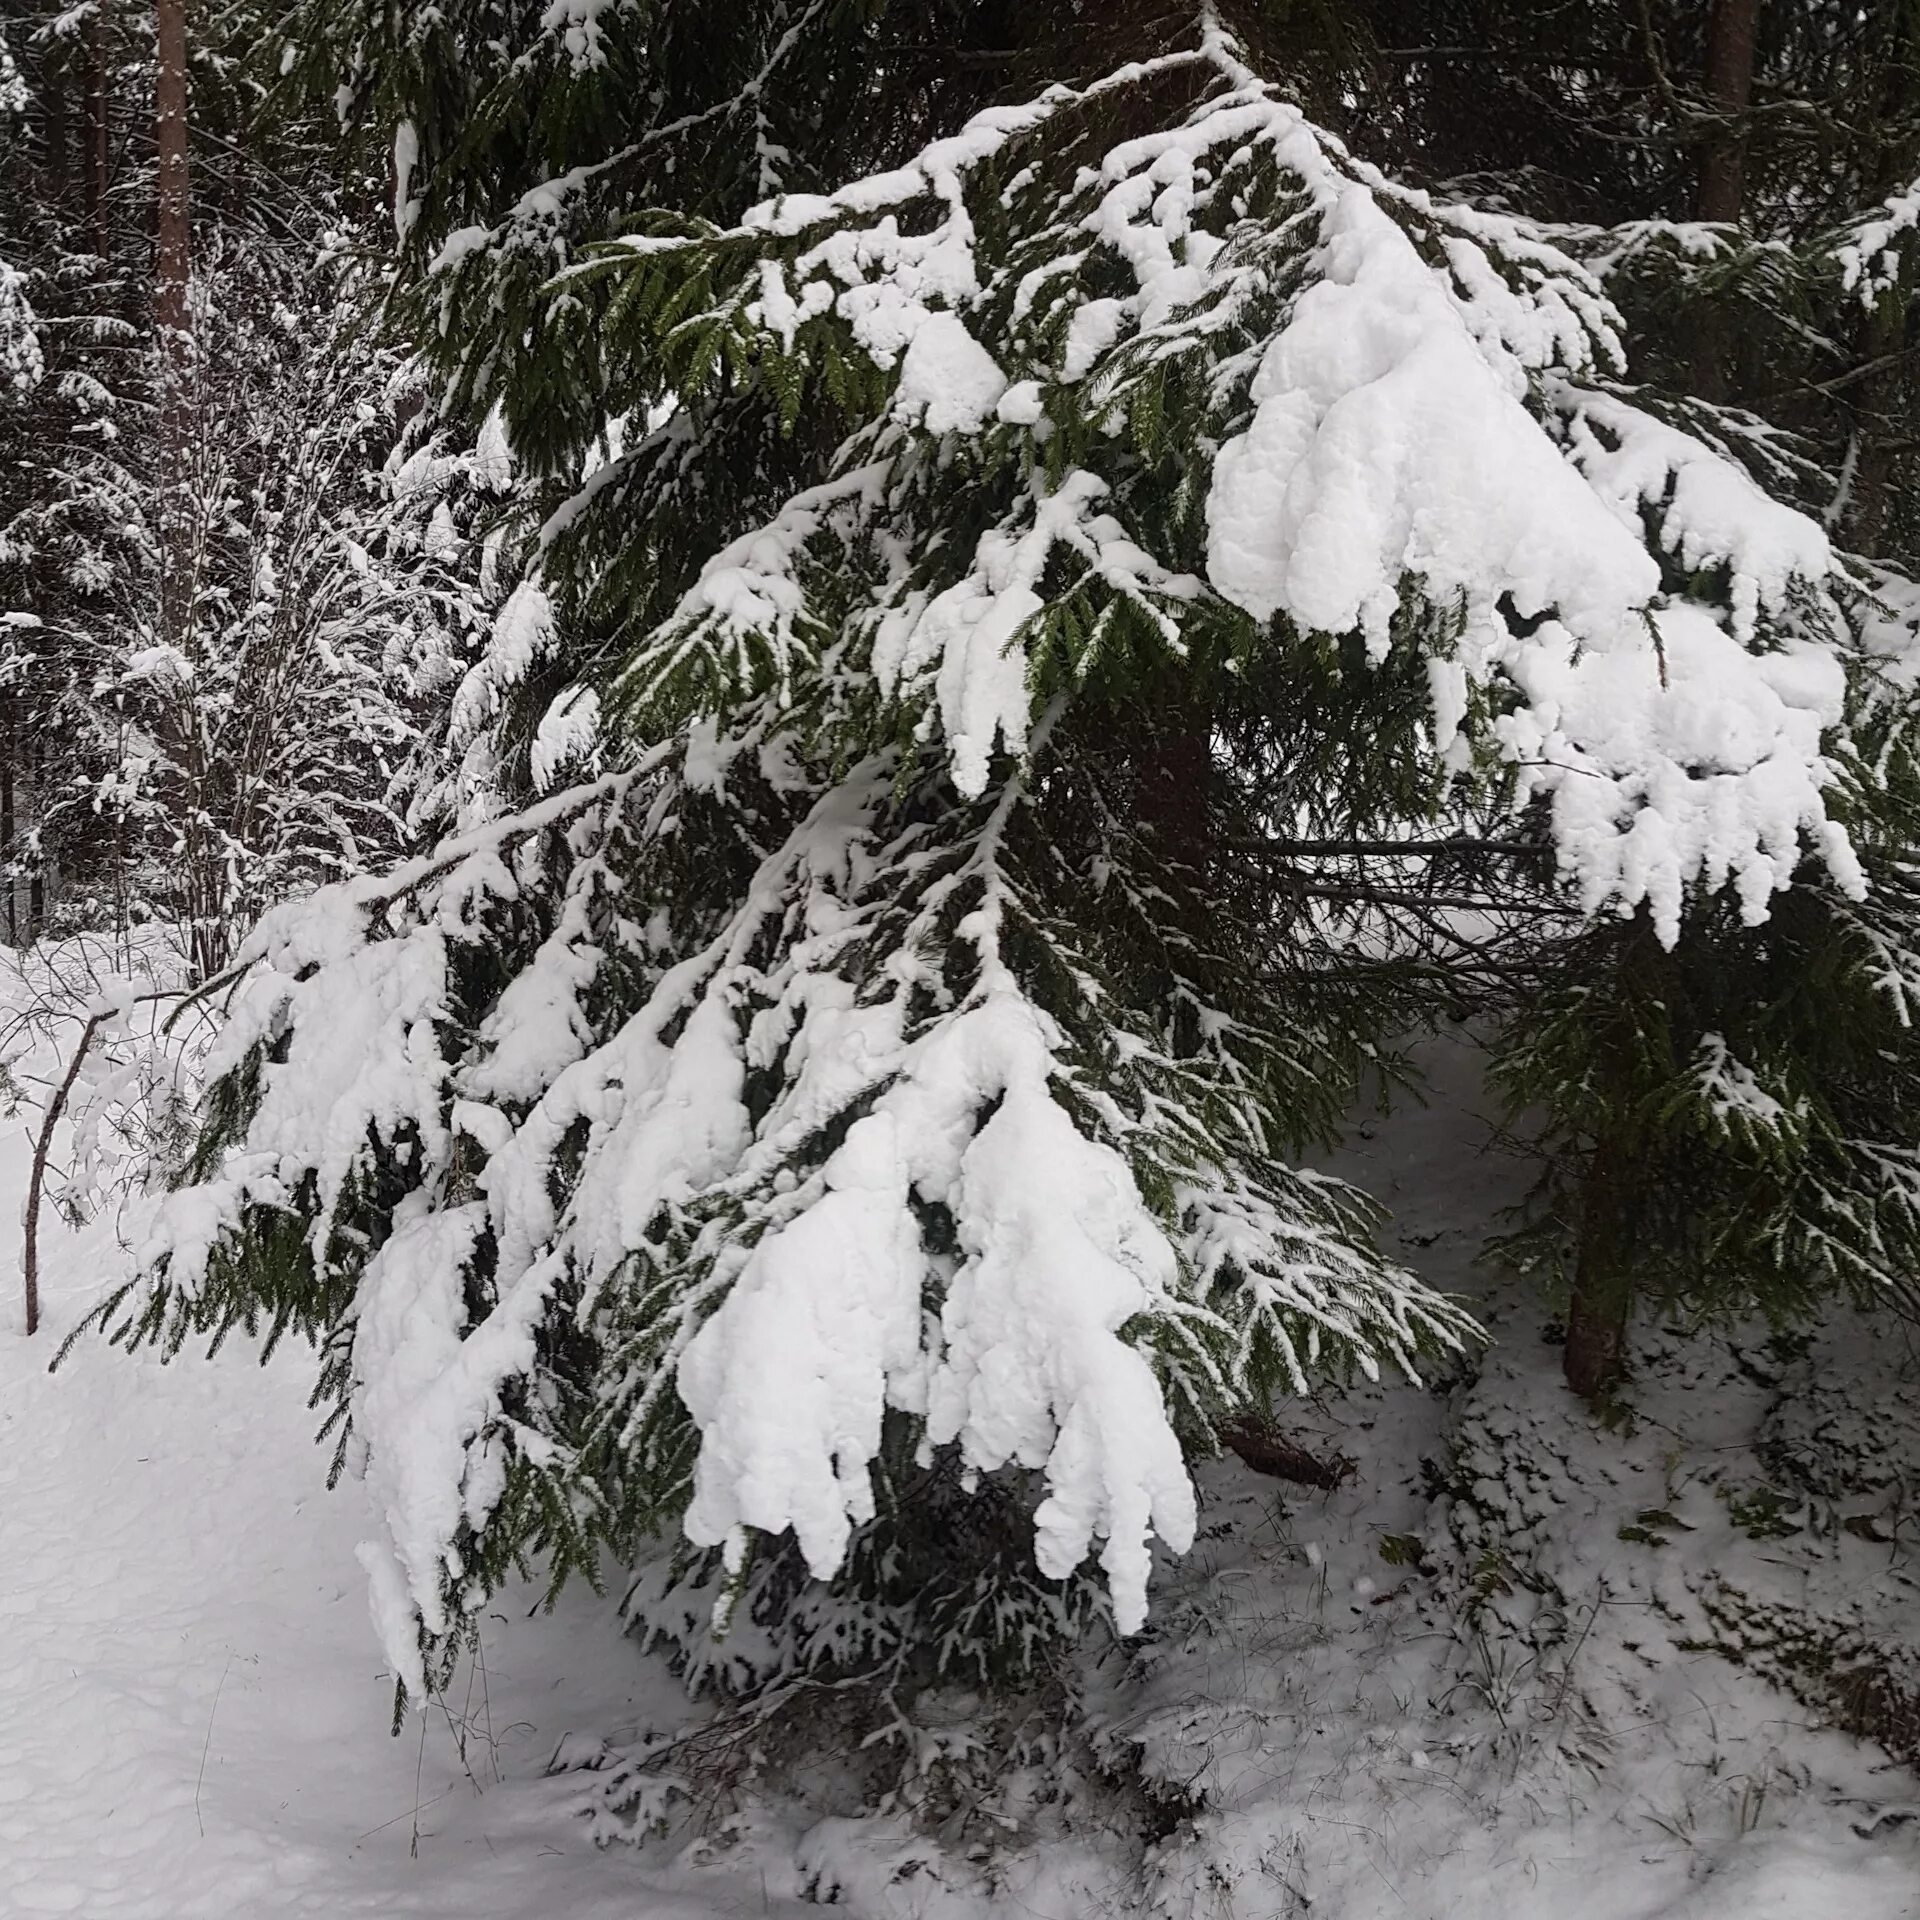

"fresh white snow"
[2,1013,1913,1918]
[1,1228,777,1916]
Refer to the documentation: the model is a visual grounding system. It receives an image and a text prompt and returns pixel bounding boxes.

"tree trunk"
[154,0,192,657]
[1843,291,1912,559]
[1561,914,1668,1401]
[154,0,191,443]
[24,734,42,938]
[38,43,69,208]
[1689,0,1761,403]
[154,0,189,341]
[1836,16,1920,557]
[1135,721,1212,873]
[84,8,110,259]
[1696,0,1760,225]
[2,711,16,948]
[1564,1103,1639,1401]
[1563,1232,1631,1401]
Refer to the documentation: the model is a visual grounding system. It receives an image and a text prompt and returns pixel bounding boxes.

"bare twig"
[21,972,233,1335]
[411,1701,430,1858]
[195,1651,233,1838]
[1227,835,1556,859]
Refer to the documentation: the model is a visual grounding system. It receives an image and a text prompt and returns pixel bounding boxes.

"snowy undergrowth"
[549,1036,1920,1919]
[0,929,208,1217]
[5,958,1913,1917]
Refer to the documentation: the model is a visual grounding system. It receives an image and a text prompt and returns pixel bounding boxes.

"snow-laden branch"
[1833,175,1920,308]
[594,32,1863,946]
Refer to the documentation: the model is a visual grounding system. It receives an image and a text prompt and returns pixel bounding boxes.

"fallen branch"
[1220,1414,1355,1490]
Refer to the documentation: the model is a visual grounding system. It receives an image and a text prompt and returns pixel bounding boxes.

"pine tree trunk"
[154,0,191,462]
[154,0,192,677]
[39,43,69,208]
[24,734,41,938]
[1563,1160,1632,1402]
[1691,0,1760,403]
[1696,0,1760,225]
[1562,917,1666,1402]
[1135,722,1212,873]
[1845,293,1911,559]
[1130,672,1217,997]
[1838,19,1919,557]
[154,0,189,341]
[84,9,110,259]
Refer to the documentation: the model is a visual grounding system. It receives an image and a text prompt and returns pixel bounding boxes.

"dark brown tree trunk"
[39,44,69,206]
[1844,293,1911,559]
[84,9,110,259]
[154,0,192,659]
[1561,914,1668,1401]
[154,0,191,462]
[1690,0,1761,403]
[1128,645,1217,921]
[1563,1162,1632,1403]
[1696,0,1761,226]
[1837,17,1920,558]
[1566,1244,1628,1397]
[1135,722,1213,871]
[154,0,189,341]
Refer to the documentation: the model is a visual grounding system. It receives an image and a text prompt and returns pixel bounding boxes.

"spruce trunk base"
[1563,1274,1630,1402]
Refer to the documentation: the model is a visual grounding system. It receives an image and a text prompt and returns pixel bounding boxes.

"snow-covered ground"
[2,1224,795,1915]
[1,1008,1914,1918]
[0,951,781,1918]
[1104,1038,1920,1920]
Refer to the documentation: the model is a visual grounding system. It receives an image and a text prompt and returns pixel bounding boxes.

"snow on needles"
[892,310,1008,434]
[0,257,40,396]
[672,763,1200,1633]
[680,955,1198,1632]
[620,38,1865,944]
[117,29,1891,1690]
[1497,607,1858,946]
[1834,172,1920,307]
[1204,184,1660,654]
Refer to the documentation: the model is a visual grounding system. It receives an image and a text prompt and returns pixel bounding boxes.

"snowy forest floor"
[1,1002,1916,1917]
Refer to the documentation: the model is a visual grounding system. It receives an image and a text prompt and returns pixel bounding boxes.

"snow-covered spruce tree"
[1490,683,1920,1397]
[1474,68,1920,1397]
[99,17,1884,1715]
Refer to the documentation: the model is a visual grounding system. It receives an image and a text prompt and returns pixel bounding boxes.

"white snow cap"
[893,311,1008,436]
[677,988,1198,1636]
[1206,185,1661,657]
[1499,608,1860,946]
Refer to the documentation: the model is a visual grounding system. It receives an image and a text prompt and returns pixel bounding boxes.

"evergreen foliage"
[91,6,1920,1719]
[1491,587,1920,1378]
[0,0,510,955]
